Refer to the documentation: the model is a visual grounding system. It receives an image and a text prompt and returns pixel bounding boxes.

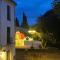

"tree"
[21,12,29,29]
[37,8,60,48]
[53,0,60,14]
[15,18,20,27]
[37,1,60,48]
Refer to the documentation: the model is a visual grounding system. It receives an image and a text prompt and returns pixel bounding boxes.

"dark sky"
[14,0,53,26]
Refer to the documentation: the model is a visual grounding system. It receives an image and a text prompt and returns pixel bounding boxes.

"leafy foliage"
[36,1,60,48]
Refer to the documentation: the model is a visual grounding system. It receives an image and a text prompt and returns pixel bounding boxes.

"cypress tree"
[21,12,29,29]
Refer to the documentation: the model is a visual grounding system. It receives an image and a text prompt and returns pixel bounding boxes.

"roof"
[10,0,16,5]
[6,0,16,5]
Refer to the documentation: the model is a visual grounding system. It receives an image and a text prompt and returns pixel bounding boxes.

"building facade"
[0,0,16,60]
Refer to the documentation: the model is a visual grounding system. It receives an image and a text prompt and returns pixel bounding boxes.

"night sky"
[14,0,53,26]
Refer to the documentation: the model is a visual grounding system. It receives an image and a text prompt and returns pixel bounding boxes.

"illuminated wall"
[15,31,34,49]
[0,51,7,60]
[15,31,26,48]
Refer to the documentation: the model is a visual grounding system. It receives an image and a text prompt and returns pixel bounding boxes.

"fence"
[16,49,60,60]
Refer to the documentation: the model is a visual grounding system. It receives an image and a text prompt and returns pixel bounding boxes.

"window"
[7,27,10,44]
[7,5,10,20]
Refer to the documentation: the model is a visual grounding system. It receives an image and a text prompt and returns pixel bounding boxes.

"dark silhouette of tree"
[36,0,60,48]
[38,10,58,31]
[21,12,29,29]
[37,8,60,48]
[15,18,19,27]
[53,0,60,14]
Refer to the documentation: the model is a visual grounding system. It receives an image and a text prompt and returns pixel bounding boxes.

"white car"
[24,40,41,49]
[33,41,41,49]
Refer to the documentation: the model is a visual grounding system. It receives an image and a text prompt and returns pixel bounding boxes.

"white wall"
[0,0,15,47]
[0,1,15,60]
[0,1,1,41]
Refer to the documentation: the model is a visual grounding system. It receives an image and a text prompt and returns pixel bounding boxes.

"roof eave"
[11,0,16,5]
[6,0,16,5]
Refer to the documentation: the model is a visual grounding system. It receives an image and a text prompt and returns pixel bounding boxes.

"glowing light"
[0,51,7,60]
[15,40,25,48]
[15,31,26,48]
[15,31,34,48]
[28,30,36,34]
[20,32,26,39]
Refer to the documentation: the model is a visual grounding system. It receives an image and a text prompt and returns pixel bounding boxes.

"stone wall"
[16,49,60,60]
